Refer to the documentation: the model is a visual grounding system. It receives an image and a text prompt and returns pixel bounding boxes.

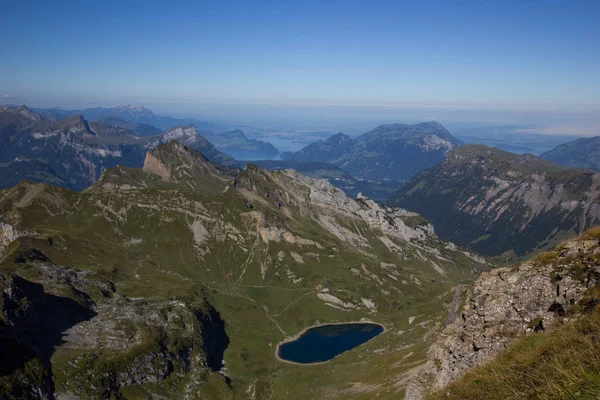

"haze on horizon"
[1,0,599,135]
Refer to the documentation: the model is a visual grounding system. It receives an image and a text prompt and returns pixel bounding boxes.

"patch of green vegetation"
[470,234,491,245]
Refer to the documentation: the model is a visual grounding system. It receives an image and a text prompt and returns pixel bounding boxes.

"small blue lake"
[277,323,384,364]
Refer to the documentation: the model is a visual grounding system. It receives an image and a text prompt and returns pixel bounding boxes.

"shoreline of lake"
[274,320,386,366]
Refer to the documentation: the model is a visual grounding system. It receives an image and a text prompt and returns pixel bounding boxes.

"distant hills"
[540,135,600,171]
[282,121,461,182]
[389,144,600,258]
[98,116,162,137]
[0,106,235,191]
[32,105,282,160]
[204,129,280,159]
[31,104,221,131]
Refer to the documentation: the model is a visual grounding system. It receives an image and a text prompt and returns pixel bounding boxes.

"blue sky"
[1,0,599,119]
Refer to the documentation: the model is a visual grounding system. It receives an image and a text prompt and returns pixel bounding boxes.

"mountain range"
[0,140,486,398]
[282,121,461,182]
[32,105,282,160]
[1,102,600,399]
[389,144,600,258]
[0,106,235,191]
[31,104,221,132]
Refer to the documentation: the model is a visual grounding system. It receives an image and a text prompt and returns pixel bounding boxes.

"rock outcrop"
[0,260,230,400]
[405,231,600,399]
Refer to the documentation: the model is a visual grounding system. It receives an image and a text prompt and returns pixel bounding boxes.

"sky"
[1,0,599,132]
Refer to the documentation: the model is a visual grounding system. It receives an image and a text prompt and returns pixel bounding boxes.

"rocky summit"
[0,141,486,399]
[390,144,600,258]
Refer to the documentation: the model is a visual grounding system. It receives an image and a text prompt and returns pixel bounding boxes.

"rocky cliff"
[405,229,600,399]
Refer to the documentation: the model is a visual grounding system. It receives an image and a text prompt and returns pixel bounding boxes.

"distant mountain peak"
[328,132,352,143]
[59,114,95,135]
[114,104,152,113]
[0,105,42,121]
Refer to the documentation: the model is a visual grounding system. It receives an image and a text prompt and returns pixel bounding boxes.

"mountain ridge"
[282,121,461,182]
[389,144,600,258]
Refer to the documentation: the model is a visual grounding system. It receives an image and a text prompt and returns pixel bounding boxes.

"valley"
[0,141,486,399]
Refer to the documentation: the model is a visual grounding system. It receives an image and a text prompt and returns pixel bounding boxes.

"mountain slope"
[0,141,486,399]
[282,122,461,182]
[0,106,236,190]
[540,135,600,171]
[145,125,237,167]
[0,111,147,191]
[389,144,600,257]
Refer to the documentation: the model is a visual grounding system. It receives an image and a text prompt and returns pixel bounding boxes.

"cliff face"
[405,230,600,399]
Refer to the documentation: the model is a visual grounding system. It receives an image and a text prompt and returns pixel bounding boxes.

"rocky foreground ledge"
[405,228,600,399]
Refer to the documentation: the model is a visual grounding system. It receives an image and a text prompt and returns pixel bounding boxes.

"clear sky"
[1,0,599,116]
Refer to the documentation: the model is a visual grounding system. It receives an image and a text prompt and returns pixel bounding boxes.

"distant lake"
[277,323,384,364]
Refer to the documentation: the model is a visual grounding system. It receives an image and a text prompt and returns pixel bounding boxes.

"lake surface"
[277,323,384,364]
